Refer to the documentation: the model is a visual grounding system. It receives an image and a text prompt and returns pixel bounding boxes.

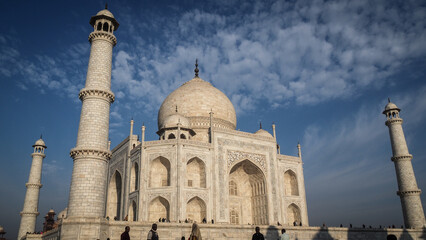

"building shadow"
[265,225,279,240]
[420,227,426,239]
[313,227,334,240]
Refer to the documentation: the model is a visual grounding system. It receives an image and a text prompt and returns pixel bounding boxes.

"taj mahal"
[15,6,426,240]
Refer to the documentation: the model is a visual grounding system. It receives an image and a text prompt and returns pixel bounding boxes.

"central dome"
[158,76,237,131]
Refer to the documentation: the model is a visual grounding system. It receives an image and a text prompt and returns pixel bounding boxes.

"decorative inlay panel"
[227,150,266,172]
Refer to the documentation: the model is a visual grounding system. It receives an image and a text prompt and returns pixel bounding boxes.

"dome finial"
[259,121,262,129]
[194,59,199,78]
[105,2,108,9]
[40,134,43,139]
[388,97,391,103]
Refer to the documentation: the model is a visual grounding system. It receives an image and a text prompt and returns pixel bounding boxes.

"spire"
[194,59,199,78]
[105,2,108,9]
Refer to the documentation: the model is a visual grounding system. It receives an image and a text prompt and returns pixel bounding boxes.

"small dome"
[161,114,190,129]
[48,209,55,213]
[254,129,273,138]
[383,101,400,114]
[33,138,46,148]
[96,9,114,18]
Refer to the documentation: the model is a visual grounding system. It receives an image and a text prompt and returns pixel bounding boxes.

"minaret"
[67,6,119,219]
[383,100,426,228]
[18,137,46,240]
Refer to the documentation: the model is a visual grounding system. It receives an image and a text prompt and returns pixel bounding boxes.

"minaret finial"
[40,134,43,139]
[388,97,391,103]
[194,59,199,78]
[259,121,262,129]
[105,3,108,9]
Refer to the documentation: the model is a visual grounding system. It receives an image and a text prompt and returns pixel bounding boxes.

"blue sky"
[1,0,426,238]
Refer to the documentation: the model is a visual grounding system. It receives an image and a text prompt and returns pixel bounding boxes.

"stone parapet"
[79,88,115,103]
[386,118,403,126]
[70,147,112,161]
[89,31,117,45]
[43,221,426,240]
[391,154,413,162]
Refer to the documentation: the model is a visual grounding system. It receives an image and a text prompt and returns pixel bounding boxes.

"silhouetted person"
[189,223,202,240]
[252,226,264,240]
[349,224,352,228]
[387,234,397,240]
[362,224,365,229]
[279,229,289,240]
[147,223,159,240]
[121,226,130,240]
[340,224,343,227]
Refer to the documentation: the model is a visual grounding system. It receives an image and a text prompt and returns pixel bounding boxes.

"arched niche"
[229,160,268,225]
[229,181,237,196]
[149,157,171,187]
[287,203,301,225]
[106,170,122,220]
[186,197,206,223]
[130,162,139,192]
[230,209,239,224]
[128,200,137,222]
[148,196,170,222]
[186,157,206,188]
[284,170,299,196]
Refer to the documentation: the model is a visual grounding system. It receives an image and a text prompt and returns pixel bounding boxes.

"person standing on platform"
[252,226,264,240]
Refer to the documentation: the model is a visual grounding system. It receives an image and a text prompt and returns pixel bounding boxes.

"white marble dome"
[158,77,237,130]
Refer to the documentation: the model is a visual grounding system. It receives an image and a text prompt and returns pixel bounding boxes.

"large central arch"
[229,160,268,225]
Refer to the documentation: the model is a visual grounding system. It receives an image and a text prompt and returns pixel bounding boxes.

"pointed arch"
[97,22,102,31]
[287,204,301,225]
[103,22,109,32]
[186,197,206,223]
[186,157,206,188]
[229,160,268,225]
[284,170,299,196]
[106,170,122,220]
[128,200,137,221]
[149,156,171,187]
[148,196,170,222]
[168,133,176,139]
[130,162,139,192]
